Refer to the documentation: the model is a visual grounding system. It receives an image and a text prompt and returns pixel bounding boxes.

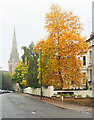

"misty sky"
[0,0,93,71]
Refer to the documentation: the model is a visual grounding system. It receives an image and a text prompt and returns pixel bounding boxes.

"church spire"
[8,27,19,73]
[11,27,18,57]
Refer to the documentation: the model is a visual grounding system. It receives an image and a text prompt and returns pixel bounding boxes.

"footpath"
[20,93,93,113]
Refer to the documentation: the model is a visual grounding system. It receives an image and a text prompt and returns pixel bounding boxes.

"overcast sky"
[0,0,93,71]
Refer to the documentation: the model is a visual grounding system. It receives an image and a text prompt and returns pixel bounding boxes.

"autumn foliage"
[12,60,28,88]
[34,4,88,89]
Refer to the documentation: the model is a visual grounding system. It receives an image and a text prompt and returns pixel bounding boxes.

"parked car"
[0,89,2,94]
[0,89,14,94]
[1,89,4,93]
[9,90,13,93]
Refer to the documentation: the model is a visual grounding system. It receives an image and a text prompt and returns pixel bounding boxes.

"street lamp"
[40,49,42,100]
[34,48,42,100]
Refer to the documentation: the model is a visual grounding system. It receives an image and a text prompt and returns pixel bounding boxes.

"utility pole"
[40,49,42,100]
[33,48,42,100]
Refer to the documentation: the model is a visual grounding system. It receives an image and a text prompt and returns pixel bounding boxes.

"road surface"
[0,93,93,118]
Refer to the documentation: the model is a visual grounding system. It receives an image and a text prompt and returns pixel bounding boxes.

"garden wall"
[24,86,54,97]
[74,90,92,97]
[53,90,93,97]
[24,87,93,98]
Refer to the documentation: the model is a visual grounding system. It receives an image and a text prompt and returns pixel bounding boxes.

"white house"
[81,32,94,90]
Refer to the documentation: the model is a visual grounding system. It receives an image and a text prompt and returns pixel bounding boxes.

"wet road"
[0,93,92,118]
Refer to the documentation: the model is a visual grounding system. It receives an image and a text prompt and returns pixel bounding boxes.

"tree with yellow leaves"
[34,4,88,89]
[12,60,28,88]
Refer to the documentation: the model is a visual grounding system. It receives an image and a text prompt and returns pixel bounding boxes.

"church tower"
[8,28,20,74]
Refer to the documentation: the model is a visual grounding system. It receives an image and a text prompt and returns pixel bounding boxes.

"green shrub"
[20,89,24,93]
[65,93,71,97]
[72,94,77,97]
[83,88,87,90]
[11,88,15,92]
[86,95,92,98]
[60,94,64,96]
[61,93,71,97]
[60,94,66,97]
[77,95,82,98]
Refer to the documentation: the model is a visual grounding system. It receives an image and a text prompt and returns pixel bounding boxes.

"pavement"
[20,93,93,113]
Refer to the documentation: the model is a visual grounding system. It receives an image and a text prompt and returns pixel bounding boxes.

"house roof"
[86,35,94,42]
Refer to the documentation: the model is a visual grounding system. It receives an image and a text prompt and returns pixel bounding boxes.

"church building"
[8,28,20,74]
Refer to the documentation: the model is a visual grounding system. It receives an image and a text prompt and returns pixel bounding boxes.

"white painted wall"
[24,87,32,94]
[24,86,54,97]
[48,86,54,97]
[24,87,93,97]
[53,90,93,97]
[74,90,93,97]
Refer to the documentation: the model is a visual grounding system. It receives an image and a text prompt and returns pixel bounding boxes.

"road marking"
[15,102,18,104]
[85,112,90,115]
[81,111,85,114]
[32,111,36,115]
[21,105,24,108]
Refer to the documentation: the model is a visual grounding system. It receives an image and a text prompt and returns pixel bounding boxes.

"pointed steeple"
[11,27,19,58]
[8,27,19,73]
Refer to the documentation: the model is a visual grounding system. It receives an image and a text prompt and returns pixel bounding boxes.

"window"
[83,56,86,65]
[83,73,86,84]
[89,51,92,62]
[90,69,92,81]
[89,41,92,46]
